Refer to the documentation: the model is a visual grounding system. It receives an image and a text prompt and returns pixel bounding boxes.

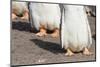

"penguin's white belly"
[62,5,92,52]
[30,3,61,30]
[12,2,28,15]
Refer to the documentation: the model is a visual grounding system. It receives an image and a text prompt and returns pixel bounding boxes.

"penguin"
[61,5,92,56]
[29,3,61,37]
[12,1,29,20]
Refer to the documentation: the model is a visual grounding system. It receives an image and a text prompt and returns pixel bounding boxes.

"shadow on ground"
[12,20,31,32]
[30,39,65,54]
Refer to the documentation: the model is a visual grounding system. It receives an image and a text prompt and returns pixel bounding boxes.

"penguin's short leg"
[20,10,29,20]
[51,28,59,38]
[12,13,18,20]
[83,47,92,56]
[36,25,47,37]
[65,48,74,56]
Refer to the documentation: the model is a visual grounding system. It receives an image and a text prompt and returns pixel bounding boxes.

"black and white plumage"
[29,3,61,37]
[61,5,92,56]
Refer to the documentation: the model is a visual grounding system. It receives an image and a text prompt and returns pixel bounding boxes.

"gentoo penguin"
[61,5,92,56]
[12,1,29,20]
[29,3,61,37]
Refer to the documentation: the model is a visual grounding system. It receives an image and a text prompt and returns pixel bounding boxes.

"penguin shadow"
[30,39,65,54]
[12,19,31,32]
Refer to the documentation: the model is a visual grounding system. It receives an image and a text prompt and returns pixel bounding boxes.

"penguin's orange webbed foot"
[65,48,74,56]
[36,28,47,37]
[12,13,18,20]
[83,47,93,56]
[36,32,47,37]
[51,29,59,38]
[20,11,29,20]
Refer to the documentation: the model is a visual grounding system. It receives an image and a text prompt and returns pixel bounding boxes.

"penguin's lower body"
[61,5,92,56]
[29,3,61,37]
[12,1,29,20]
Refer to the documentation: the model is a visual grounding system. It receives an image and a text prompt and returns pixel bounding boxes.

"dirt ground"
[11,16,96,66]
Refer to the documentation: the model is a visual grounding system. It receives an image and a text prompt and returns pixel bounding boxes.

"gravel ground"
[11,16,96,66]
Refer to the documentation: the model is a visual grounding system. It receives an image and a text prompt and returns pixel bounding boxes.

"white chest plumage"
[29,3,61,30]
[61,5,92,52]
